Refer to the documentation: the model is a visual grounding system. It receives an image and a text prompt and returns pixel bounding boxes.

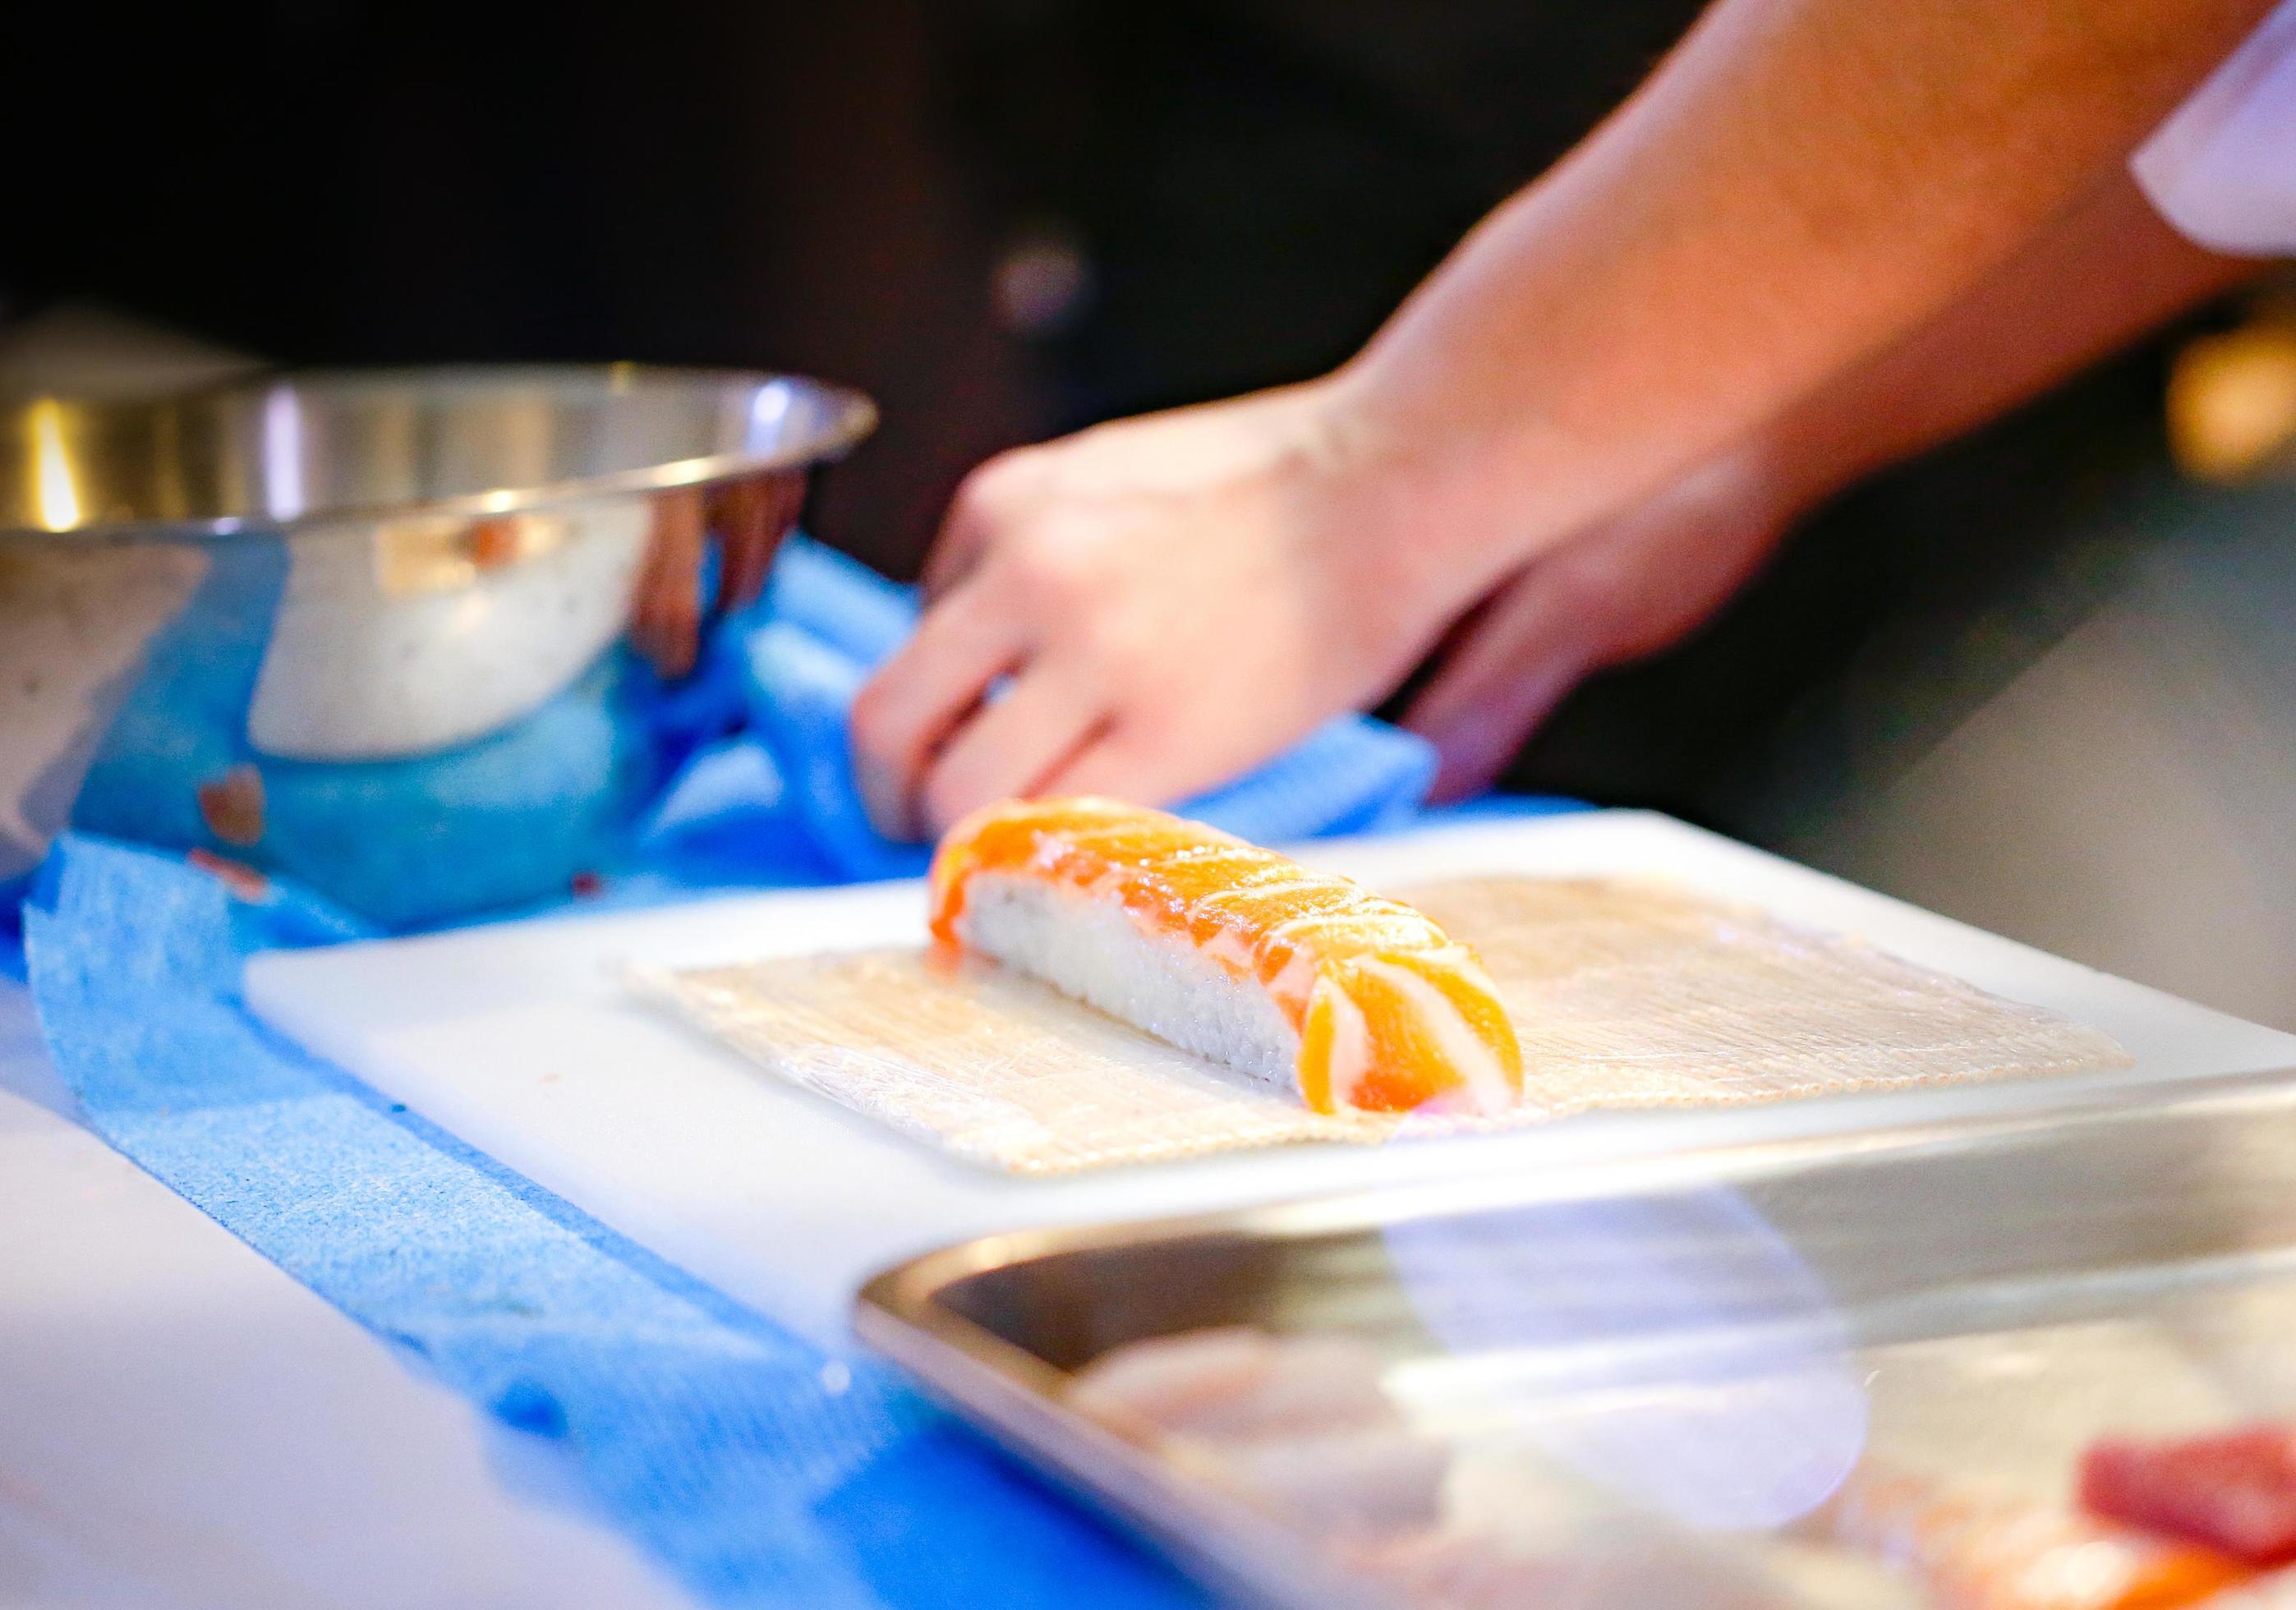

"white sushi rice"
[955,872,1301,1091]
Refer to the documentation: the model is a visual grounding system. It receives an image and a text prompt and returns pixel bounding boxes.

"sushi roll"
[927,797,1523,1116]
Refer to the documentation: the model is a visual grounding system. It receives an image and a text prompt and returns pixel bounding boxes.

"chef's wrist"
[1310,363,1559,635]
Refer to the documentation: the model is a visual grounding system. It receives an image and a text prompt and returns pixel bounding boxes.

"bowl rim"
[0,361,880,543]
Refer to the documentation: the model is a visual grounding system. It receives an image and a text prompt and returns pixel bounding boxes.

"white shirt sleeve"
[2132,0,2296,257]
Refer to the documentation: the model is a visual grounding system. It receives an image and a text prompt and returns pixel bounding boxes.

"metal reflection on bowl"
[0,366,877,922]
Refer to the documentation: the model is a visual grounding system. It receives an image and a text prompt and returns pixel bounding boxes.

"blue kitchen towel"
[22,833,1201,1610]
[732,536,1440,883]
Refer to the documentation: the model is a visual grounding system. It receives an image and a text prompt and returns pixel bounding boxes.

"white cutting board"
[246,811,2296,1345]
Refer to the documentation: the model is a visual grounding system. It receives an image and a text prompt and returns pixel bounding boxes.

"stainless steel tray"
[858,1068,2296,1608]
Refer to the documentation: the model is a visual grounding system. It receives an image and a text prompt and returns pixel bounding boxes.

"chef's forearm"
[1332,0,2273,601]
[1750,170,2264,514]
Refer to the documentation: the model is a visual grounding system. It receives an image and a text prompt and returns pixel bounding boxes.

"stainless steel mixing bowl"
[0,366,876,925]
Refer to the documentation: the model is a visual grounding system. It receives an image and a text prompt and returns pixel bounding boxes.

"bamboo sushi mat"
[636,876,2130,1175]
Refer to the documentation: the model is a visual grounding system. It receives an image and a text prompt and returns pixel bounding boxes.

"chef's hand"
[1402,451,1800,802]
[850,380,1480,840]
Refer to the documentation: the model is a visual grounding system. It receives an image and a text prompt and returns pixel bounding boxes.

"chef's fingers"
[1412,656,1585,805]
[1027,719,1206,814]
[850,581,1026,840]
[918,661,1108,835]
[1400,560,1593,803]
[634,486,709,679]
[921,457,1014,600]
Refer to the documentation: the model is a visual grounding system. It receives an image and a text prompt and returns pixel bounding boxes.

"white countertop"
[0,978,694,1610]
[25,807,2296,1604]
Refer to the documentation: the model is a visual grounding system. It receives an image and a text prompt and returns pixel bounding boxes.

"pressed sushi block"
[928,797,1525,1116]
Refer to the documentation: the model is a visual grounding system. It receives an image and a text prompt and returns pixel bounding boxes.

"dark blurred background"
[8,0,2292,1020]
[4,2,1695,570]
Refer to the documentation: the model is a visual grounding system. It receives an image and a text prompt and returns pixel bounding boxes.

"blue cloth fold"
[22,834,1201,1610]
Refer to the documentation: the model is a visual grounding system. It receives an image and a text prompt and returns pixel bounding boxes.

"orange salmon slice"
[930,797,1525,1116]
